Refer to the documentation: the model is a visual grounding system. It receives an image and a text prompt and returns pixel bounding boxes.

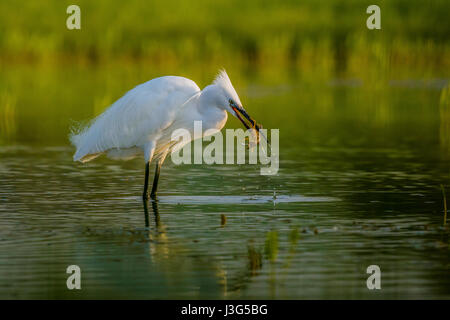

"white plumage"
[70,69,258,199]
[71,70,244,162]
[71,76,198,162]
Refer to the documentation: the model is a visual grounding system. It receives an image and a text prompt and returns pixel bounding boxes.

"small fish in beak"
[230,102,269,147]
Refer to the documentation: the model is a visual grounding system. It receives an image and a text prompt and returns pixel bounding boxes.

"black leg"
[150,162,161,199]
[142,197,160,229]
[151,199,160,228]
[143,198,150,227]
[143,161,150,201]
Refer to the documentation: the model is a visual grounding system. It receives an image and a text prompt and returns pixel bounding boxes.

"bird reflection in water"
[143,198,161,229]
[142,198,172,260]
[141,198,266,297]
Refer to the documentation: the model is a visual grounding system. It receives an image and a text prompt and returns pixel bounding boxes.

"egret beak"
[231,104,269,145]
[232,106,252,130]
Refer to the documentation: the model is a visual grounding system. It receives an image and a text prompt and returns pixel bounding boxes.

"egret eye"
[228,99,234,105]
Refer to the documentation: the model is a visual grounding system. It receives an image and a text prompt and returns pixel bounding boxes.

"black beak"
[231,105,269,145]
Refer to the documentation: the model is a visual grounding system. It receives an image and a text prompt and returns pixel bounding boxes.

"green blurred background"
[1,1,450,299]
[1,0,449,69]
[0,0,449,146]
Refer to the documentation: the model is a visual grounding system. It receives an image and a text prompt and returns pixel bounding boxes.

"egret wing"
[71,76,200,162]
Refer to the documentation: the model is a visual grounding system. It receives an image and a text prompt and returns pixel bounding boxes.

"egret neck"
[196,84,228,136]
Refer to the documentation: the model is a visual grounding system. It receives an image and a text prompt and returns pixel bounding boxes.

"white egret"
[70,70,263,200]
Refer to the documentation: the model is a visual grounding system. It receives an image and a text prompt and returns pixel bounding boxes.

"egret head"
[212,70,261,132]
[212,69,242,111]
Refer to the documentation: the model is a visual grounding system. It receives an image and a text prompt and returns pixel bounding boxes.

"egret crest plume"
[213,69,242,107]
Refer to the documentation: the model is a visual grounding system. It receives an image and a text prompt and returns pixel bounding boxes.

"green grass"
[0,0,449,76]
[0,0,449,145]
[441,185,448,226]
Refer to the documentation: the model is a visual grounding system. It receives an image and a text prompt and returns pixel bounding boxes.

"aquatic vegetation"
[440,84,450,156]
[0,0,448,76]
[264,231,278,263]
[441,185,448,226]
[0,91,16,143]
[247,243,263,275]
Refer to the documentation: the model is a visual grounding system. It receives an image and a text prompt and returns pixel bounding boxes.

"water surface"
[0,67,449,299]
